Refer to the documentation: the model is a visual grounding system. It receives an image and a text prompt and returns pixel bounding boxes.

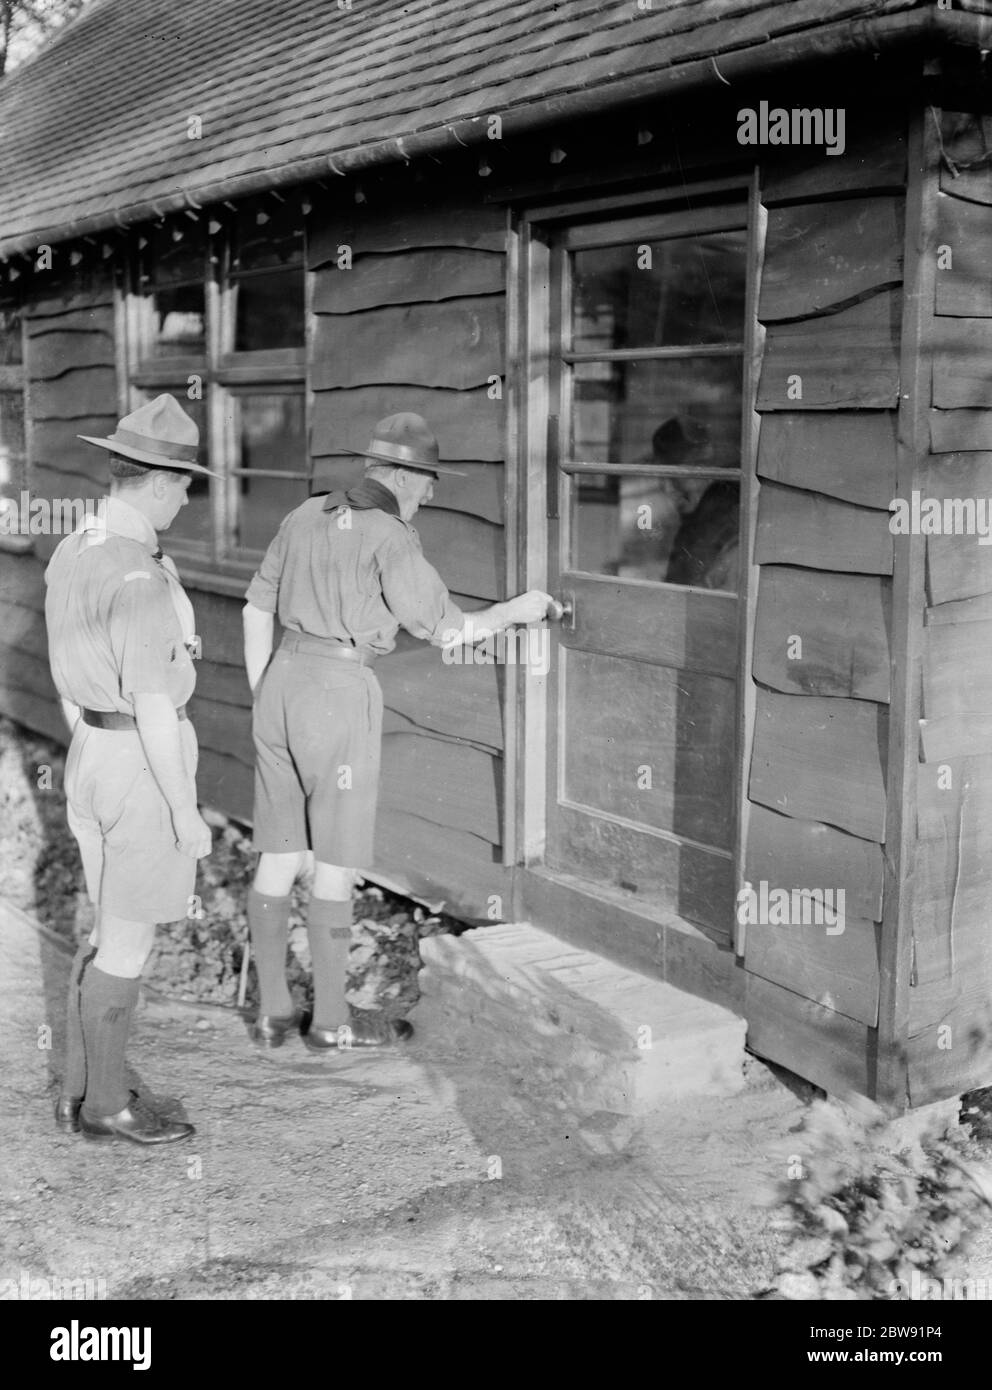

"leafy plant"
[769,1100,992,1300]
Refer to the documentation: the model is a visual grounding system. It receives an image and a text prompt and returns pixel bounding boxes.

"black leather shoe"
[79,1102,195,1146]
[249,1007,306,1049]
[54,1095,81,1134]
[305,1011,414,1051]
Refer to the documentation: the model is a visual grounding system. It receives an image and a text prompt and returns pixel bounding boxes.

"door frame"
[505,171,765,1000]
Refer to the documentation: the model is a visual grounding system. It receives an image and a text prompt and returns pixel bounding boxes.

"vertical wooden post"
[875,97,936,1109]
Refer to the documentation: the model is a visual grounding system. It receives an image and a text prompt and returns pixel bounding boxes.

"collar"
[321,477,402,519]
[78,496,158,550]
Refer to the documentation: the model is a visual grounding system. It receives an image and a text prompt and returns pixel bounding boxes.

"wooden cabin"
[2,0,992,1110]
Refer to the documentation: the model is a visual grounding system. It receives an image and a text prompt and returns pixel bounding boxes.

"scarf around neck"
[321,476,402,518]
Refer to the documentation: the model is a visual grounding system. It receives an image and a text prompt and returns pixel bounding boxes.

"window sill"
[0,532,35,556]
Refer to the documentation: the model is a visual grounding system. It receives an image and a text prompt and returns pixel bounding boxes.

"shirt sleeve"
[378,526,465,646]
[109,571,180,699]
[245,512,292,613]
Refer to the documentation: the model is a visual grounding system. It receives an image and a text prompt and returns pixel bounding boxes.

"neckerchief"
[321,476,402,518]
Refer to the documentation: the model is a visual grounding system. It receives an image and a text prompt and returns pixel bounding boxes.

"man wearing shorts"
[242,412,550,1051]
[45,395,215,1145]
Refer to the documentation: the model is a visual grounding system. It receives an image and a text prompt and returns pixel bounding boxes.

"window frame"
[0,304,31,556]
[119,211,311,582]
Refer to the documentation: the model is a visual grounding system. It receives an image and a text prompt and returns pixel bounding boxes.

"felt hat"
[79,395,220,477]
[344,413,466,477]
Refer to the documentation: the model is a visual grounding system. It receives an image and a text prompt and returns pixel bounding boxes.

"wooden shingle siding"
[312,456,505,525]
[938,111,992,207]
[929,410,992,453]
[745,918,880,1028]
[756,292,902,410]
[754,482,893,575]
[376,649,504,753]
[759,197,903,322]
[752,567,891,702]
[935,192,992,316]
[932,319,992,408]
[311,386,503,462]
[749,689,887,843]
[756,411,898,509]
[924,454,992,604]
[371,809,511,921]
[745,975,873,1098]
[745,804,884,923]
[312,300,504,391]
[313,249,504,313]
[760,110,907,205]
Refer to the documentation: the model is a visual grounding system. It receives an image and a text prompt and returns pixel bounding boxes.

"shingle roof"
[0,0,934,257]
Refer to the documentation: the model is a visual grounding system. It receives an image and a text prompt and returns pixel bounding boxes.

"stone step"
[412,922,746,1141]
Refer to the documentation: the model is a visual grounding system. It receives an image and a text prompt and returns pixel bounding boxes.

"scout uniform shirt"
[44,496,201,924]
[245,478,465,867]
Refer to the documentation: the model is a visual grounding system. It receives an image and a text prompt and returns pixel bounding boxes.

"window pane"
[142,391,211,548]
[232,201,304,273]
[572,474,739,591]
[571,232,747,352]
[233,268,304,350]
[146,283,206,358]
[571,355,742,466]
[0,307,23,365]
[137,223,207,361]
[0,389,26,495]
[235,391,308,551]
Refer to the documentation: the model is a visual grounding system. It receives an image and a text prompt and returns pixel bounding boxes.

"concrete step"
[412,921,746,1149]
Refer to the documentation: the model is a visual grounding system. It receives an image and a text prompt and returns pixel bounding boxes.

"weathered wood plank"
[0,678,64,745]
[906,1022,992,1106]
[932,318,992,408]
[560,572,737,680]
[313,248,504,313]
[926,592,992,625]
[549,804,734,939]
[756,411,897,509]
[31,417,118,473]
[187,694,254,766]
[379,732,501,844]
[756,292,901,410]
[308,199,506,266]
[919,713,992,763]
[753,566,891,702]
[25,330,116,380]
[22,290,114,320]
[745,917,880,1027]
[371,808,511,921]
[312,455,505,525]
[916,752,992,841]
[377,644,504,752]
[0,553,47,609]
[929,409,992,453]
[189,658,252,710]
[413,508,502,602]
[30,367,118,420]
[923,619,992,721]
[196,747,253,824]
[923,453,992,604]
[24,304,115,336]
[913,835,992,981]
[745,802,884,923]
[759,197,902,322]
[754,482,893,575]
[746,973,872,1098]
[189,590,249,668]
[761,114,907,204]
[939,111,992,207]
[935,192,992,316]
[312,299,504,391]
[312,386,503,462]
[749,688,887,843]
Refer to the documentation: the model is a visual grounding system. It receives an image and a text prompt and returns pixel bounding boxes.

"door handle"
[547,594,575,629]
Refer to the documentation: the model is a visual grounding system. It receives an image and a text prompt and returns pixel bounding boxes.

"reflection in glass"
[147,391,211,547]
[571,232,747,353]
[236,392,308,551]
[573,473,739,592]
[233,269,305,351]
[0,308,22,365]
[0,389,26,495]
[148,283,206,358]
[571,355,742,467]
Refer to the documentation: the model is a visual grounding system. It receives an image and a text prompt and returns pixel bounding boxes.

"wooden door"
[521,200,750,943]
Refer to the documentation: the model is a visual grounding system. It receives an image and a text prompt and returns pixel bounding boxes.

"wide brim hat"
[342,412,466,477]
[79,393,221,478]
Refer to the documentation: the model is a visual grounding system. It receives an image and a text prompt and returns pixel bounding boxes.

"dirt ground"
[2,894,820,1301]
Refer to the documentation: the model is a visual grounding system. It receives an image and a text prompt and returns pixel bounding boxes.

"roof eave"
[3,6,988,261]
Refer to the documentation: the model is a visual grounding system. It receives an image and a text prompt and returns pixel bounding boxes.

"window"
[557,212,747,591]
[124,199,309,570]
[0,304,28,550]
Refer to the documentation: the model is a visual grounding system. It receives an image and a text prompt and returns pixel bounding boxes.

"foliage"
[770,1099,992,1300]
[1,0,87,77]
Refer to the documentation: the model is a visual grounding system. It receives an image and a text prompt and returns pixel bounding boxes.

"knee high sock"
[79,966,140,1117]
[63,941,97,1100]
[307,897,353,1031]
[247,888,293,1017]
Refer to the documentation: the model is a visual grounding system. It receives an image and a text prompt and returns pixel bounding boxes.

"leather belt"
[82,705,188,730]
[279,632,377,666]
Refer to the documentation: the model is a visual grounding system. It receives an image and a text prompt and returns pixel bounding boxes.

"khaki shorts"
[65,719,199,924]
[251,642,383,868]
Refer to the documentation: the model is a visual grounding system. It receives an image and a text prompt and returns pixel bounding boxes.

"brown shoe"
[249,1008,306,1049]
[305,1010,413,1051]
[79,1101,194,1146]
